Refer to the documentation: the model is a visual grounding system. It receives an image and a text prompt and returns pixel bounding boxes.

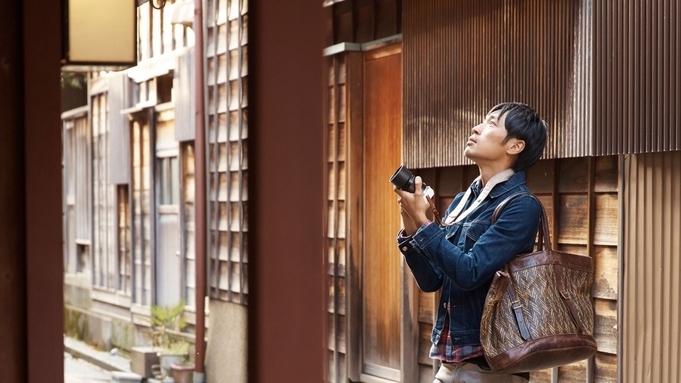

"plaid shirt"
[429,304,484,363]
[400,221,485,362]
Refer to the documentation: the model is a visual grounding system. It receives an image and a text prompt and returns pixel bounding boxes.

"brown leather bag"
[480,193,597,374]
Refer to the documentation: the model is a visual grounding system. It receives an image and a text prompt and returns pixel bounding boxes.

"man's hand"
[394,176,430,235]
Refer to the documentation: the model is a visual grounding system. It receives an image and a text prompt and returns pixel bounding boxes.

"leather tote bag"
[480,193,597,374]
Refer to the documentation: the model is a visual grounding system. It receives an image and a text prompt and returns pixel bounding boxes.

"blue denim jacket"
[397,171,541,346]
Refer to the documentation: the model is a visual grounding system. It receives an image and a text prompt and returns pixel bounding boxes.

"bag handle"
[491,192,551,251]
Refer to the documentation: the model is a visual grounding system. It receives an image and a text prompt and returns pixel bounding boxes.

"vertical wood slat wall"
[623,152,681,383]
[594,0,681,155]
[182,143,197,307]
[117,185,132,295]
[132,119,153,305]
[205,0,249,304]
[325,53,348,383]
[402,0,592,169]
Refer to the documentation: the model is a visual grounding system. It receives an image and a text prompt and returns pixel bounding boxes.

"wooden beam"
[344,50,364,382]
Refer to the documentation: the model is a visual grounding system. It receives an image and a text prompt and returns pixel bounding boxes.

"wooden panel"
[558,157,589,193]
[417,290,434,323]
[435,167,463,197]
[418,364,434,383]
[175,51,195,142]
[362,47,402,374]
[344,51,364,383]
[594,353,618,383]
[403,0,590,168]
[623,152,681,383]
[593,246,618,300]
[109,73,131,184]
[557,194,588,245]
[594,298,618,355]
[205,0,248,304]
[529,369,552,383]
[417,323,432,365]
[594,156,618,193]
[594,0,681,155]
[594,193,618,246]
[557,359,587,381]
[526,159,555,194]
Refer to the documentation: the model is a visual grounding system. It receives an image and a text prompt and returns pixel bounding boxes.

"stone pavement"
[64,351,112,383]
[64,336,131,373]
[64,336,167,382]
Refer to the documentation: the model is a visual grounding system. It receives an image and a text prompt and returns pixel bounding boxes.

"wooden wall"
[325,52,349,383]
[403,0,592,168]
[324,147,621,382]
[205,0,249,304]
[62,109,91,274]
[622,152,681,383]
[593,0,681,155]
[418,157,620,383]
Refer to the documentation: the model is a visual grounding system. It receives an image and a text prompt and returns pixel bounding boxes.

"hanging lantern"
[62,0,137,68]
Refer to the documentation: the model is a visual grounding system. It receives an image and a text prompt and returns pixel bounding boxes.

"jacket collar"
[469,170,526,199]
[489,170,526,198]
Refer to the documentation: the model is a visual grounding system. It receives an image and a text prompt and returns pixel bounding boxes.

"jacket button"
[443,303,447,308]
[401,246,408,251]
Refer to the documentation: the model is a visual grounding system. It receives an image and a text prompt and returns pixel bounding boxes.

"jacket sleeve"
[395,191,468,293]
[409,194,541,291]
[397,229,443,292]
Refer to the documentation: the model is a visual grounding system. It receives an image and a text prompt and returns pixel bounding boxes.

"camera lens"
[389,165,416,193]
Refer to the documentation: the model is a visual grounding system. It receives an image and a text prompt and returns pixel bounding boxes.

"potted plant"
[146,300,191,380]
[170,359,195,383]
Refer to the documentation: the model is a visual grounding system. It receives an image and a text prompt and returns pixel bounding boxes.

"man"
[394,102,547,383]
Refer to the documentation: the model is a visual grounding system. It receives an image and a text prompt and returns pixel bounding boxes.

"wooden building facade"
[323,1,680,383]
[62,3,249,380]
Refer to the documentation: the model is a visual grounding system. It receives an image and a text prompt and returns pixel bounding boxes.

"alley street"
[64,352,111,383]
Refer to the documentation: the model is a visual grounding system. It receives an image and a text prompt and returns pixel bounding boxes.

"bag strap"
[493,192,588,336]
[491,192,551,251]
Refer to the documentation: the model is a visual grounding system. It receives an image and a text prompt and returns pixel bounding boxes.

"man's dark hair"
[489,102,547,172]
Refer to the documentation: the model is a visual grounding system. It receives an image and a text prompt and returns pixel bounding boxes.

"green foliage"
[146,299,189,356]
[60,72,86,89]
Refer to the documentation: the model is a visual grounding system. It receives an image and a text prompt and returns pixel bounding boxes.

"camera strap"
[429,169,514,226]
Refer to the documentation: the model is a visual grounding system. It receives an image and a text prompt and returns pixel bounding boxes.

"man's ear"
[506,139,525,155]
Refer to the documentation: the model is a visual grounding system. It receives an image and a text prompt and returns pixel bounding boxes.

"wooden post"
[0,1,27,381]
[23,0,64,380]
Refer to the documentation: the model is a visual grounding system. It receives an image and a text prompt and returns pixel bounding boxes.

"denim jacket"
[397,171,541,346]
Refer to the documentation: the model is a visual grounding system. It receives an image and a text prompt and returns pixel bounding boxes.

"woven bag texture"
[481,261,594,358]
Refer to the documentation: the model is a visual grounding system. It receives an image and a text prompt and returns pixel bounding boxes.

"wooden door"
[362,45,403,381]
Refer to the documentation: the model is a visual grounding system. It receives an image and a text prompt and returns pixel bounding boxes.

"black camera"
[389,165,422,193]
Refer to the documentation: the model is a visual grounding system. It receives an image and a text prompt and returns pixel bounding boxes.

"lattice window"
[63,113,91,274]
[117,185,132,294]
[205,0,249,304]
[325,54,348,383]
[137,0,192,62]
[181,142,196,307]
[92,93,117,289]
[132,120,153,305]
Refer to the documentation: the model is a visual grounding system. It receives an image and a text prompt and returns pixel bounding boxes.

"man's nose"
[472,124,482,134]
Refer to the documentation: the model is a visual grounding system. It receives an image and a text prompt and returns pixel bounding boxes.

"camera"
[390,165,435,202]
[390,165,421,193]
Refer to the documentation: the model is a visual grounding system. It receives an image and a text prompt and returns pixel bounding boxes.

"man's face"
[463,110,515,165]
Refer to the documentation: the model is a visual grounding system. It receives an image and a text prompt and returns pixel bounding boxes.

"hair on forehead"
[487,102,548,172]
